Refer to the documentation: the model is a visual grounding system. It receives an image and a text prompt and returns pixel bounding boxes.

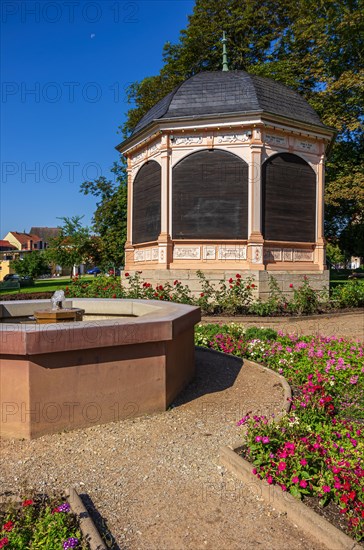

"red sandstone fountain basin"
[0,298,200,439]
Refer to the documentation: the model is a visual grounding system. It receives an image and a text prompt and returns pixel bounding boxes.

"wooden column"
[158,135,172,267]
[315,153,326,270]
[247,132,264,269]
[124,156,134,270]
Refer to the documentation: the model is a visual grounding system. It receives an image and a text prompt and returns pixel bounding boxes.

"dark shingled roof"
[132,71,325,136]
[30,227,60,243]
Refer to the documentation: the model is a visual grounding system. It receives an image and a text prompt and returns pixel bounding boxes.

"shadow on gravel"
[80,493,120,550]
[173,347,243,407]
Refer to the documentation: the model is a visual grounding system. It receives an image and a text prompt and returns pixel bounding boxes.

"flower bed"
[195,324,364,542]
[64,272,364,316]
[0,495,88,549]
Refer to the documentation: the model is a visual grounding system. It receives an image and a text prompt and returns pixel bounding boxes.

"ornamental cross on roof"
[222,31,229,72]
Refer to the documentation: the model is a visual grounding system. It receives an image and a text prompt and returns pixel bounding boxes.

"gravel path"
[202,309,364,342]
[1,348,326,550]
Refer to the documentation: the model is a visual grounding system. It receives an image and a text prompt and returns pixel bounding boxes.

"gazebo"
[116,70,334,297]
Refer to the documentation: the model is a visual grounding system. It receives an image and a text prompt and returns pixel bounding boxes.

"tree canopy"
[12,251,49,279]
[83,0,363,261]
[80,162,127,269]
[44,216,101,269]
[122,0,363,257]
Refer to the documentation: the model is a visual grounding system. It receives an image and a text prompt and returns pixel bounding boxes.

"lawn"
[0,277,94,296]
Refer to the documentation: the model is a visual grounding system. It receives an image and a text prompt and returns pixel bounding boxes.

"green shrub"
[249,275,288,316]
[244,326,277,341]
[65,271,361,316]
[331,279,364,308]
[65,275,125,298]
[288,276,323,315]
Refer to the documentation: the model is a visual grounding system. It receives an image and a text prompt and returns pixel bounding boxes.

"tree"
[326,242,345,267]
[12,251,50,279]
[122,0,363,256]
[44,216,101,270]
[80,162,127,269]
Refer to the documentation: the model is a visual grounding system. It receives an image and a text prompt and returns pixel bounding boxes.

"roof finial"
[222,31,229,72]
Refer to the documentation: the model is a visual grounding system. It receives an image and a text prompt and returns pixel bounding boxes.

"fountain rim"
[0,297,201,355]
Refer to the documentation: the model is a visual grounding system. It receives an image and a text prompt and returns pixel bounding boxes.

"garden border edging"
[220,446,363,550]
[66,487,107,550]
[218,361,363,550]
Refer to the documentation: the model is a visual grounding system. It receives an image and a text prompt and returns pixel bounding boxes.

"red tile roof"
[8,232,42,244]
[0,240,16,249]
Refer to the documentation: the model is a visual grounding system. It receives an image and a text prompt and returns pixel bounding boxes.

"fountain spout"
[51,290,65,311]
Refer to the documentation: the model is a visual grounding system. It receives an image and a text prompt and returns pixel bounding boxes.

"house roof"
[0,240,16,249]
[129,71,327,139]
[8,232,42,244]
[30,227,60,242]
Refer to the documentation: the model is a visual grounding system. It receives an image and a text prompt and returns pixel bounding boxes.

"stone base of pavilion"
[122,269,330,300]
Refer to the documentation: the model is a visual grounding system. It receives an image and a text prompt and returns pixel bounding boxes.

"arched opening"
[262,153,316,242]
[132,161,161,244]
[172,149,248,239]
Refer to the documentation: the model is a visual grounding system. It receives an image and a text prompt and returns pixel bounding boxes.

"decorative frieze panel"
[218,245,247,261]
[265,133,287,147]
[131,143,160,166]
[134,249,156,262]
[152,248,159,261]
[263,247,313,262]
[216,133,250,144]
[264,248,282,261]
[203,246,216,260]
[134,249,145,262]
[251,245,263,264]
[173,246,201,260]
[148,144,159,155]
[159,247,166,263]
[283,249,293,262]
[296,139,318,153]
[294,249,314,262]
[173,135,203,146]
[133,150,146,163]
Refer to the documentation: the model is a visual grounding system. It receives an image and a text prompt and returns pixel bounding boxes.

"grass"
[0,276,94,296]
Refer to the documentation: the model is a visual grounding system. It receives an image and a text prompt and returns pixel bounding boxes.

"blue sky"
[1,0,195,237]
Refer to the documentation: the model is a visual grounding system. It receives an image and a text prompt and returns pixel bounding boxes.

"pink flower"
[300,459,307,466]
[0,538,9,549]
[299,480,308,488]
[262,436,270,444]
[266,475,273,484]
[278,462,287,471]
[289,283,293,288]
[292,476,300,484]
[322,485,331,493]
[252,468,257,475]
[255,436,262,442]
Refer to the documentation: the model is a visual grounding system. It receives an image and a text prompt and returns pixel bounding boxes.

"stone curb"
[201,307,364,323]
[66,487,107,550]
[0,490,107,550]
[218,359,362,549]
[220,446,363,550]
